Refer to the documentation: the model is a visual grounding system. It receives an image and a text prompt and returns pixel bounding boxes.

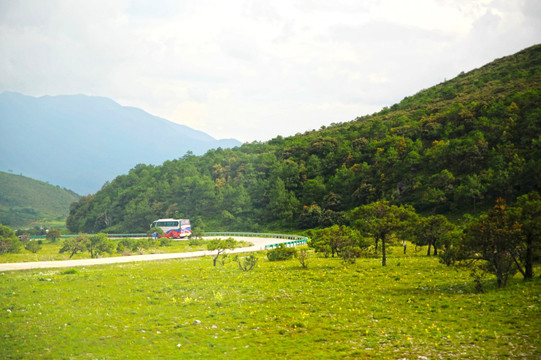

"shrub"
[116,239,134,253]
[159,238,172,247]
[25,240,42,253]
[0,224,23,254]
[61,269,78,275]
[46,229,62,243]
[59,234,89,258]
[236,254,258,271]
[189,238,203,246]
[207,238,239,266]
[295,248,310,268]
[267,244,297,261]
[87,233,115,258]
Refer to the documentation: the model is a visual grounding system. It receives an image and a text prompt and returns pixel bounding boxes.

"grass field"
[1,246,540,359]
[0,238,233,263]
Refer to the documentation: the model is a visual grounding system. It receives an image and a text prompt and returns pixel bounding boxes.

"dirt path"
[0,236,282,271]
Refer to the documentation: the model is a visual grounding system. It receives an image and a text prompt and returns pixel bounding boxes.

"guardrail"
[204,232,309,249]
[264,238,308,249]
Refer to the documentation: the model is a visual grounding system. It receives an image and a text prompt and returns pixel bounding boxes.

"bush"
[25,240,42,253]
[87,233,115,258]
[0,224,23,254]
[188,238,203,246]
[296,248,310,268]
[116,239,134,253]
[46,229,62,243]
[59,234,89,258]
[117,238,160,253]
[267,244,297,261]
[235,254,258,271]
[159,238,172,247]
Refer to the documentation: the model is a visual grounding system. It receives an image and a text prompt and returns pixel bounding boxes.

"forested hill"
[0,171,80,228]
[67,44,541,234]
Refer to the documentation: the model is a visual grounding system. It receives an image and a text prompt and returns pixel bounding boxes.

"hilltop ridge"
[66,44,541,233]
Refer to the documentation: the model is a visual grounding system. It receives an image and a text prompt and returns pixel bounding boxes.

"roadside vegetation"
[0,234,251,263]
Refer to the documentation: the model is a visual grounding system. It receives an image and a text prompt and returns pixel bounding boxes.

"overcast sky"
[1,0,540,142]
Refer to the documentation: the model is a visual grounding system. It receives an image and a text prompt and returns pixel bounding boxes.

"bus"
[150,219,191,239]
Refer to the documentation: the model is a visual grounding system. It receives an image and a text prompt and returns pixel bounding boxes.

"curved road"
[0,236,283,271]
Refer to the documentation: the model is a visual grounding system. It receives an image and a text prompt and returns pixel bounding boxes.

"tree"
[296,248,310,268]
[0,224,22,254]
[25,239,42,253]
[350,201,416,266]
[298,204,323,229]
[461,198,522,287]
[412,215,455,256]
[455,174,485,213]
[59,234,89,259]
[46,229,62,243]
[87,233,115,258]
[190,227,204,239]
[207,238,238,266]
[510,192,541,280]
[309,225,367,262]
[268,177,299,224]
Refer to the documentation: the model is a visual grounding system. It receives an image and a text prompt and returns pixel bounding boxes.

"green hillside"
[0,171,79,228]
[67,44,541,233]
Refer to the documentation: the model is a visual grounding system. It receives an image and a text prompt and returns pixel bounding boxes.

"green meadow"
[1,247,540,359]
[0,238,227,263]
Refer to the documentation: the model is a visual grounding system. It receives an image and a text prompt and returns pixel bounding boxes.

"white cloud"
[0,0,539,142]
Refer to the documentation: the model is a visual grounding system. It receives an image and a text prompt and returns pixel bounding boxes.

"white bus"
[150,218,191,239]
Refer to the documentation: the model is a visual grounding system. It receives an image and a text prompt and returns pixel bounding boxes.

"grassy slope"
[1,249,539,359]
[0,238,250,263]
[0,171,79,227]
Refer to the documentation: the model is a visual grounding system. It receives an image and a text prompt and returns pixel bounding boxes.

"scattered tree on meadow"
[460,198,522,287]
[412,215,456,256]
[59,233,89,258]
[207,238,238,266]
[190,227,204,239]
[0,224,22,254]
[350,201,416,266]
[309,225,367,262]
[46,229,62,243]
[87,233,115,258]
[509,191,541,280]
[25,239,42,253]
[295,248,310,268]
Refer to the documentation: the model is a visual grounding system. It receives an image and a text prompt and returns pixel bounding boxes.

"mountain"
[0,171,80,228]
[0,93,241,194]
[66,45,541,234]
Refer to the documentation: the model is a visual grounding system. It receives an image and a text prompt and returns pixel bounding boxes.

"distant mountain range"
[0,92,241,194]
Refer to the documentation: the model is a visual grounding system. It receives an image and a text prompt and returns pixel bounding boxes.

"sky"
[1,0,540,143]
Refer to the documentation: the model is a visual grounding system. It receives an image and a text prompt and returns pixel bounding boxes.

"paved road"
[0,236,282,271]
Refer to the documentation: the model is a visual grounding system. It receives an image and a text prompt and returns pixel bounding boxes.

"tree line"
[306,193,540,287]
